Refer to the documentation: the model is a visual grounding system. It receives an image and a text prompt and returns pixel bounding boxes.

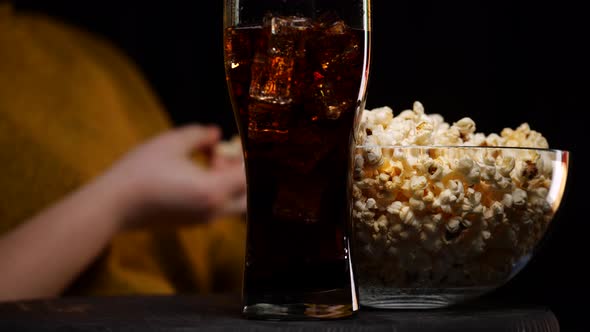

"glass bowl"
[349,145,569,309]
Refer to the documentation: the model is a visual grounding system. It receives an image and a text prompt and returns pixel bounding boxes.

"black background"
[11,1,588,330]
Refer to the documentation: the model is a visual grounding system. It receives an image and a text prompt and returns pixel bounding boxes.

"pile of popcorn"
[352,101,555,289]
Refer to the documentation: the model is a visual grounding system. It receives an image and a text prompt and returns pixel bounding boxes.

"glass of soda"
[223,0,372,320]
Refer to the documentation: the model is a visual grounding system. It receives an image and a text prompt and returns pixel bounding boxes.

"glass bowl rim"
[354,144,570,154]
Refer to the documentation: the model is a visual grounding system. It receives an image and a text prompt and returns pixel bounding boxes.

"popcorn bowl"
[350,145,569,309]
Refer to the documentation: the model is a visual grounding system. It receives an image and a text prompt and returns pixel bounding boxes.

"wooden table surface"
[0,293,561,331]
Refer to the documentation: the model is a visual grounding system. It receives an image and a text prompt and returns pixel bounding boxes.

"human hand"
[100,124,246,229]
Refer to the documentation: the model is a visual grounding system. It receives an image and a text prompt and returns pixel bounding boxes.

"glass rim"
[354,144,570,154]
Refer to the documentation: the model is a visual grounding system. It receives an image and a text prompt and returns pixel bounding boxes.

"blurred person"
[0,2,247,301]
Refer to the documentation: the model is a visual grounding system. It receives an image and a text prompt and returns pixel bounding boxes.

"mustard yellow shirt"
[0,3,245,296]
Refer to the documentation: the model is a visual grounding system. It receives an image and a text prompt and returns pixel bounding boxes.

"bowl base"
[359,285,496,309]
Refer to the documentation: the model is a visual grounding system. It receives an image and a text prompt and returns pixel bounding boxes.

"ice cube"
[305,20,362,120]
[247,100,290,142]
[269,15,312,38]
[272,175,325,224]
[249,15,311,105]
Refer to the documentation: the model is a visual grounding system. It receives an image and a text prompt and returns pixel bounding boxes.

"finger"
[206,164,247,201]
[168,124,222,154]
[219,193,247,217]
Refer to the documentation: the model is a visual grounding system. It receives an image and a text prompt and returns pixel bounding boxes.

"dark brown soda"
[224,16,367,308]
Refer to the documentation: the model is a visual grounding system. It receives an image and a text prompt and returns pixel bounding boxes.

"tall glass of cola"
[223,0,372,320]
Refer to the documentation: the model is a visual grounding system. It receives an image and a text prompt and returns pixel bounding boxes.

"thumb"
[167,124,222,155]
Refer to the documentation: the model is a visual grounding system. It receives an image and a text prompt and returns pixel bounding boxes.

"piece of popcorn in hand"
[215,135,243,160]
